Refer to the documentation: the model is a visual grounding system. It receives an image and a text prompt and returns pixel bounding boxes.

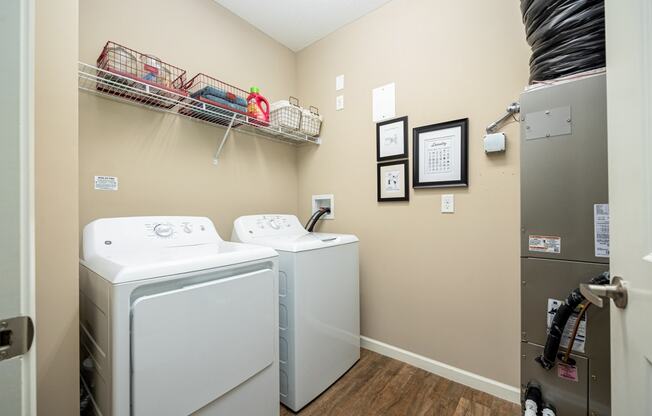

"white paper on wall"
[372,83,395,122]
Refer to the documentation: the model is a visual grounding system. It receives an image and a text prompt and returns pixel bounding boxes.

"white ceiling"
[215,0,394,51]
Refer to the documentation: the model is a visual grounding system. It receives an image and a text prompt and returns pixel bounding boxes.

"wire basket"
[181,73,249,126]
[270,97,302,131]
[96,41,187,108]
[300,106,322,137]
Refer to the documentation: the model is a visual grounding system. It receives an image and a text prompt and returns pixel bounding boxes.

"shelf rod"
[213,113,238,166]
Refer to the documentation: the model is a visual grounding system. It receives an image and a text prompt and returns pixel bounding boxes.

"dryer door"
[130,268,275,416]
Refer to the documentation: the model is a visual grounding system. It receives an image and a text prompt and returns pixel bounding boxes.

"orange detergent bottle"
[247,87,270,124]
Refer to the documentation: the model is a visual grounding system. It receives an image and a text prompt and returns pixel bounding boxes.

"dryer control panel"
[233,215,307,240]
[82,216,221,261]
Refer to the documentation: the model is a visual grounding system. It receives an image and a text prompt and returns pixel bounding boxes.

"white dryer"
[79,216,279,416]
[232,214,360,412]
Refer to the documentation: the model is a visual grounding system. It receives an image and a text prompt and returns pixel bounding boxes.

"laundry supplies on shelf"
[79,62,321,147]
[191,85,249,114]
[270,97,302,131]
[300,106,322,137]
[269,98,322,138]
[247,87,271,125]
[96,41,187,108]
[181,73,250,126]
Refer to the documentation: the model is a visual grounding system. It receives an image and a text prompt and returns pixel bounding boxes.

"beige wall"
[35,0,79,414]
[296,0,530,386]
[78,0,299,236]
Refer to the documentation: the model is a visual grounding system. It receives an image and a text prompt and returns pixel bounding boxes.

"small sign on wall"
[94,176,118,191]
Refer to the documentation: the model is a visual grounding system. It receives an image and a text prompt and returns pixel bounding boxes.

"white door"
[605,0,652,414]
[0,0,36,415]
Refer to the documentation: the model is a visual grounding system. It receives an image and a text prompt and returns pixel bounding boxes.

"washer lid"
[81,216,277,284]
[233,214,358,252]
[249,232,358,252]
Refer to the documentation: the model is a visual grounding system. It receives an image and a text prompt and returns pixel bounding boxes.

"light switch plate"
[335,74,344,91]
[336,95,344,111]
[441,194,455,213]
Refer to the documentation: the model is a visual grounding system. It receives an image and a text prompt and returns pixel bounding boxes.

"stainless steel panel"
[522,342,588,416]
[521,258,610,358]
[589,349,611,416]
[521,258,611,415]
[524,105,572,140]
[520,74,608,263]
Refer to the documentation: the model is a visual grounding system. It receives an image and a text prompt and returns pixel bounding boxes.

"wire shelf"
[77,62,321,146]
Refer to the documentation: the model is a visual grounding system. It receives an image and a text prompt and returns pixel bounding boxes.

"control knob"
[154,223,174,238]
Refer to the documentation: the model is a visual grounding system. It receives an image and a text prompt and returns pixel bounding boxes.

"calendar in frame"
[413,118,468,188]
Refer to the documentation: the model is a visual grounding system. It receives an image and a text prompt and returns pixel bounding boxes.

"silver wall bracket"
[486,102,520,134]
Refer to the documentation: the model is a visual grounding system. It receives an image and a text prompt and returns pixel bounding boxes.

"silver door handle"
[580,276,628,309]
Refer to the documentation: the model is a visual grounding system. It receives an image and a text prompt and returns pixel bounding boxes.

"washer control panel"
[234,215,306,239]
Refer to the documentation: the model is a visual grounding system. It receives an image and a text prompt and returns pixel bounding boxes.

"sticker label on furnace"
[557,362,579,382]
[529,235,561,254]
[594,203,610,258]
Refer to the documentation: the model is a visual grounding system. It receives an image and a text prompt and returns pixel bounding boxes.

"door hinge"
[0,316,34,362]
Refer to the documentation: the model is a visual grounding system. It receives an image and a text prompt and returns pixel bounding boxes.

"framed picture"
[377,159,409,202]
[413,118,468,188]
[376,116,408,161]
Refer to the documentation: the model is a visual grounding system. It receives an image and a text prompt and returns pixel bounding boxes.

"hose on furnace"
[564,302,591,363]
[536,272,609,370]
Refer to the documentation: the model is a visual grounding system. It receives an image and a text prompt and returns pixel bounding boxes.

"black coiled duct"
[520,0,605,83]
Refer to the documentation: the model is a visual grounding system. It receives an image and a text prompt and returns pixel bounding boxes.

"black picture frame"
[376,116,408,162]
[413,118,469,188]
[377,159,409,202]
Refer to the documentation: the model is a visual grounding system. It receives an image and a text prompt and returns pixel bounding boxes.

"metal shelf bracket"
[213,113,237,166]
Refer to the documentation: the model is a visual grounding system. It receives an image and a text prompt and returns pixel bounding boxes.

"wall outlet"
[336,95,344,111]
[441,194,455,213]
[312,194,335,219]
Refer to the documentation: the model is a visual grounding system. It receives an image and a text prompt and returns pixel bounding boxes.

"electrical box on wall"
[311,194,335,219]
[484,133,506,153]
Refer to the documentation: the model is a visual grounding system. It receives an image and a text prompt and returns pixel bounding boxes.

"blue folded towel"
[192,86,248,107]
[203,94,248,113]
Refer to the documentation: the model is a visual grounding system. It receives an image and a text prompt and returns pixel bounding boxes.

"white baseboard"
[360,336,521,404]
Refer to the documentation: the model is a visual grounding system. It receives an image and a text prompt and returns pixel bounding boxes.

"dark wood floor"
[280,349,520,416]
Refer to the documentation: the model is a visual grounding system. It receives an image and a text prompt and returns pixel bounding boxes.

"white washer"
[79,216,280,416]
[232,214,360,412]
